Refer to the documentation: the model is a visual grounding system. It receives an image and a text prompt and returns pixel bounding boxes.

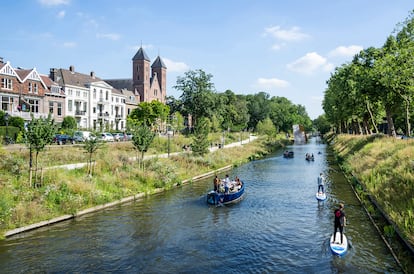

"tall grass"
[0,133,276,237]
[331,134,414,245]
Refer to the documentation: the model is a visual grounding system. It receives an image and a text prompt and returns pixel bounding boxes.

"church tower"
[132,47,151,102]
[151,56,167,103]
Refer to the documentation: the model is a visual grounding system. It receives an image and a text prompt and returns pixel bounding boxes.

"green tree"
[191,117,210,156]
[313,114,331,134]
[24,114,56,185]
[61,116,77,130]
[83,137,103,177]
[174,69,216,127]
[171,112,185,134]
[256,117,276,140]
[246,92,271,130]
[131,124,155,170]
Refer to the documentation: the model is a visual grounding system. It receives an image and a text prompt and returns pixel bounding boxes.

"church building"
[105,47,167,104]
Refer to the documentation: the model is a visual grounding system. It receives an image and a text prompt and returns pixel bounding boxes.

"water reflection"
[0,138,403,273]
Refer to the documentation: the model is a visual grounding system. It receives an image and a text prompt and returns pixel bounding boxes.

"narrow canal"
[0,138,402,273]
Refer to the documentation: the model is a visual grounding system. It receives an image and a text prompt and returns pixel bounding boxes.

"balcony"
[98,112,110,118]
[75,110,86,117]
[97,97,108,105]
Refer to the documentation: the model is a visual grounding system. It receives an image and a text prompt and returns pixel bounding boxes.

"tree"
[131,124,155,170]
[256,117,276,140]
[24,114,56,185]
[61,116,77,131]
[170,112,185,134]
[246,92,271,130]
[313,114,331,135]
[174,69,216,126]
[83,137,103,177]
[191,117,210,156]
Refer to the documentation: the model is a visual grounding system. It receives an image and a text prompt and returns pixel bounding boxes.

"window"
[93,107,96,114]
[49,101,54,113]
[83,92,87,98]
[68,100,73,111]
[28,99,39,113]
[28,82,32,93]
[106,90,109,100]
[1,96,12,111]
[34,83,38,94]
[57,103,62,116]
[2,78,13,89]
[93,89,97,99]
[76,90,80,97]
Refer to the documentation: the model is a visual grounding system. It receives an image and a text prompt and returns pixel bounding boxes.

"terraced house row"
[0,47,167,131]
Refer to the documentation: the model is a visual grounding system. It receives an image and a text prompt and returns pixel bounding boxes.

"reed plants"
[331,134,414,246]
[0,133,279,238]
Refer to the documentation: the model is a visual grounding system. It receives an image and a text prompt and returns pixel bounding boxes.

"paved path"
[49,135,257,170]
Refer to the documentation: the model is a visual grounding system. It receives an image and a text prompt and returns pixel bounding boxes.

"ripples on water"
[0,139,403,273]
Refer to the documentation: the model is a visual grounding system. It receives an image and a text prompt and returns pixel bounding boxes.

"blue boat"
[207,181,245,205]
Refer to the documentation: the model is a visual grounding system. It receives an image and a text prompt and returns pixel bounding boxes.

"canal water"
[0,138,402,273]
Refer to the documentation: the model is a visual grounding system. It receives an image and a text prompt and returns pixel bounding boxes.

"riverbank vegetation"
[0,133,289,238]
[323,10,414,138]
[328,133,414,250]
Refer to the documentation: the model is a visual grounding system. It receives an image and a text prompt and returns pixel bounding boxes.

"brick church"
[105,46,167,103]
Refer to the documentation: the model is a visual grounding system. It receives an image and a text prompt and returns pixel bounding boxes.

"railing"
[75,110,86,116]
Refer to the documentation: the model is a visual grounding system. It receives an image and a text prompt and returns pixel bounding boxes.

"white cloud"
[256,77,290,89]
[264,25,309,50]
[63,41,76,48]
[96,33,121,41]
[57,10,65,19]
[328,45,363,57]
[264,25,309,41]
[39,0,70,6]
[163,58,189,72]
[287,52,333,74]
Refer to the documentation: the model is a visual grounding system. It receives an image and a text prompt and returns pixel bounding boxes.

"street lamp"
[4,113,9,145]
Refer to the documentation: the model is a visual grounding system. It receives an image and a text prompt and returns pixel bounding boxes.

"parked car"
[112,132,124,142]
[100,132,114,142]
[126,133,133,141]
[53,134,75,145]
[74,131,95,142]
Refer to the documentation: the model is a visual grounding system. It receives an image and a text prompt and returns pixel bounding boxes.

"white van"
[74,131,95,142]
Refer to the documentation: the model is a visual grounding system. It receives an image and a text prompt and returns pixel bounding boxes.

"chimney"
[49,68,58,81]
[90,71,95,79]
[0,57,3,64]
[69,65,75,72]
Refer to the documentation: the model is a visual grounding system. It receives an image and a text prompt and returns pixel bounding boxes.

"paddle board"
[330,232,348,256]
[316,192,326,201]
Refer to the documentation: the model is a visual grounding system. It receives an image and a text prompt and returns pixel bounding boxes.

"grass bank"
[0,134,290,238]
[328,133,414,250]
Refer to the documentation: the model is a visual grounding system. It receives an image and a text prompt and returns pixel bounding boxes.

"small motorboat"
[305,153,314,161]
[283,151,294,158]
[207,180,245,205]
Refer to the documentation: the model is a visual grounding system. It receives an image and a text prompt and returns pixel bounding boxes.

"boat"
[283,151,294,158]
[305,153,314,161]
[207,180,245,205]
[330,232,348,256]
[316,192,326,201]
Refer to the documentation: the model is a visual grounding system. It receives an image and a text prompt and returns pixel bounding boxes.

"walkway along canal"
[0,138,403,273]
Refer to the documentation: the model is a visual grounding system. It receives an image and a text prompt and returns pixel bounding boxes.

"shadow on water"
[0,138,404,273]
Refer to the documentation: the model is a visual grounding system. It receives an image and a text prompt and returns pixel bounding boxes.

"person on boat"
[317,173,325,193]
[333,203,346,244]
[213,175,220,192]
[223,174,230,193]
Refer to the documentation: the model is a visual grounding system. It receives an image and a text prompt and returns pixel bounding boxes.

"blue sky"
[1,1,413,119]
